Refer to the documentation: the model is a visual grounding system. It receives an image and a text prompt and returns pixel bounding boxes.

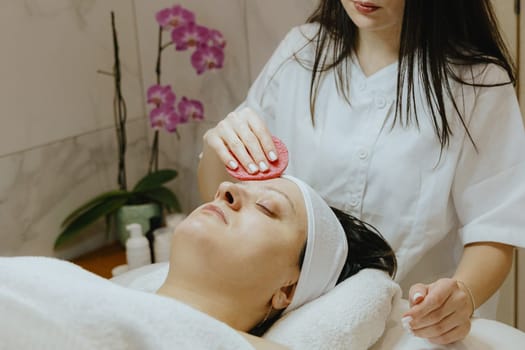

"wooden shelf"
[71,242,126,279]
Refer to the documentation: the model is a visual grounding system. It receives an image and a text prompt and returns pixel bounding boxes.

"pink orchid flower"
[207,29,226,49]
[149,105,174,130]
[155,5,195,31]
[171,23,210,51]
[147,85,176,107]
[164,109,185,133]
[191,45,224,75]
[178,97,204,121]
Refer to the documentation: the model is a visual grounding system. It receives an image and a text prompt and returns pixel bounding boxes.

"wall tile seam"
[242,0,253,81]
[131,0,148,129]
[0,117,148,160]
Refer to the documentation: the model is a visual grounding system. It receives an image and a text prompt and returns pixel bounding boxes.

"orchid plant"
[146,4,226,172]
[54,7,225,249]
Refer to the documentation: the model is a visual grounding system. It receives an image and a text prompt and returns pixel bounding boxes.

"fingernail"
[259,161,269,172]
[401,316,413,330]
[248,163,259,174]
[228,160,238,169]
[268,151,277,161]
[413,292,424,303]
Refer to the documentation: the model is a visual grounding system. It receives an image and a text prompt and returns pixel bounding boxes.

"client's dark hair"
[331,207,397,282]
[250,208,397,336]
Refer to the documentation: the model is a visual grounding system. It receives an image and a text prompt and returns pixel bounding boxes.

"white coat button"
[358,149,368,159]
[375,95,387,109]
[350,198,359,207]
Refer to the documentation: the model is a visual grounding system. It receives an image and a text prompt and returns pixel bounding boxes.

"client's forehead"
[243,177,292,188]
[243,178,300,199]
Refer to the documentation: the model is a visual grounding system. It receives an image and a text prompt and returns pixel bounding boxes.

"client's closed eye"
[256,202,276,217]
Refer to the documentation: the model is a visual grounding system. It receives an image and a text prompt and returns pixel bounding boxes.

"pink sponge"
[226,136,289,181]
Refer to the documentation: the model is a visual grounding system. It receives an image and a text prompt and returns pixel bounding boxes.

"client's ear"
[271,282,297,310]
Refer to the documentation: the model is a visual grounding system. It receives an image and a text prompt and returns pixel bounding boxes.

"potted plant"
[56,169,180,248]
[54,6,225,249]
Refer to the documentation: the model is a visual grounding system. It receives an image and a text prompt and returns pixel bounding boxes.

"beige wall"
[518,0,525,333]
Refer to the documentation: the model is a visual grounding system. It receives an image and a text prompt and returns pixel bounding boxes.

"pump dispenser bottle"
[125,223,150,269]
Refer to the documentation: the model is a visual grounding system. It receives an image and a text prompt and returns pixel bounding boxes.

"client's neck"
[157,276,258,332]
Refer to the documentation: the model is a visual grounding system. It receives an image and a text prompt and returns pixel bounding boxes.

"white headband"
[282,175,348,314]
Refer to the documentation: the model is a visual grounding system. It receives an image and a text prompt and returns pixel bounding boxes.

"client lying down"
[0,175,396,350]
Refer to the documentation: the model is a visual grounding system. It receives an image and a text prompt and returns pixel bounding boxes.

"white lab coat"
[236,24,525,317]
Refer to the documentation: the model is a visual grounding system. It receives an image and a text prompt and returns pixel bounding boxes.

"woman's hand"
[203,107,277,174]
[402,278,474,345]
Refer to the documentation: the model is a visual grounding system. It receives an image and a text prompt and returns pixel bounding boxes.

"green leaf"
[104,213,113,241]
[141,186,181,213]
[61,190,129,228]
[54,196,129,248]
[133,169,178,193]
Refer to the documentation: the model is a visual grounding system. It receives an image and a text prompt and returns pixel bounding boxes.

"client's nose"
[216,182,242,210]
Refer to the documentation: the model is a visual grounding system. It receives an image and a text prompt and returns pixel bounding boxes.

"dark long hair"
[331,207,396,282]
[250,207,396,336]
[307,0,515,149]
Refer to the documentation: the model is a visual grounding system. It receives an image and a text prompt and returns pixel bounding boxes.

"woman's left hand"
[402,278,474,345]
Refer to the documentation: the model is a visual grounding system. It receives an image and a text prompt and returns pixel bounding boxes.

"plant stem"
[161,42,173,51]
[97,70,114,76]
[147,28,175,174]
[111,11,128,190]
[148,130,160,173]
[155,26,163,85]
[149,25,164,173]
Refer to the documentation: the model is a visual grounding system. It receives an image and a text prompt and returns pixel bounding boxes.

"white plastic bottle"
[125,223,151,270]
[153,227,172,263]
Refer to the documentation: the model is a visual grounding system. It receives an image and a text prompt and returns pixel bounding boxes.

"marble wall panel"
[0,0,145,157]
[0,118,149,258]
[245,0,318,79]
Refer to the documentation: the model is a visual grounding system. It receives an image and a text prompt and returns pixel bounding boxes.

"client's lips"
[353,1,380,14]
[202,204,228,224]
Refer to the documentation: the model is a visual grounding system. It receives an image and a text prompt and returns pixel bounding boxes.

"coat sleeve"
[453,64,525,248]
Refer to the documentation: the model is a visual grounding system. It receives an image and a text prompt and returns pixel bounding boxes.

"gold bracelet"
[456,280,476,317]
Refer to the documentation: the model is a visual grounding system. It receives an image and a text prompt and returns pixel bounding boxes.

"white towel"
[112,264,401,350]
[111,262,169,292]
[371,298,525,350]
[110,264,525,350]
[0,257,252,350]
[263,268,401,350]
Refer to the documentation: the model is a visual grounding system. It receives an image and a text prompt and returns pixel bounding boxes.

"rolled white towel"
[263,268,401,350]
